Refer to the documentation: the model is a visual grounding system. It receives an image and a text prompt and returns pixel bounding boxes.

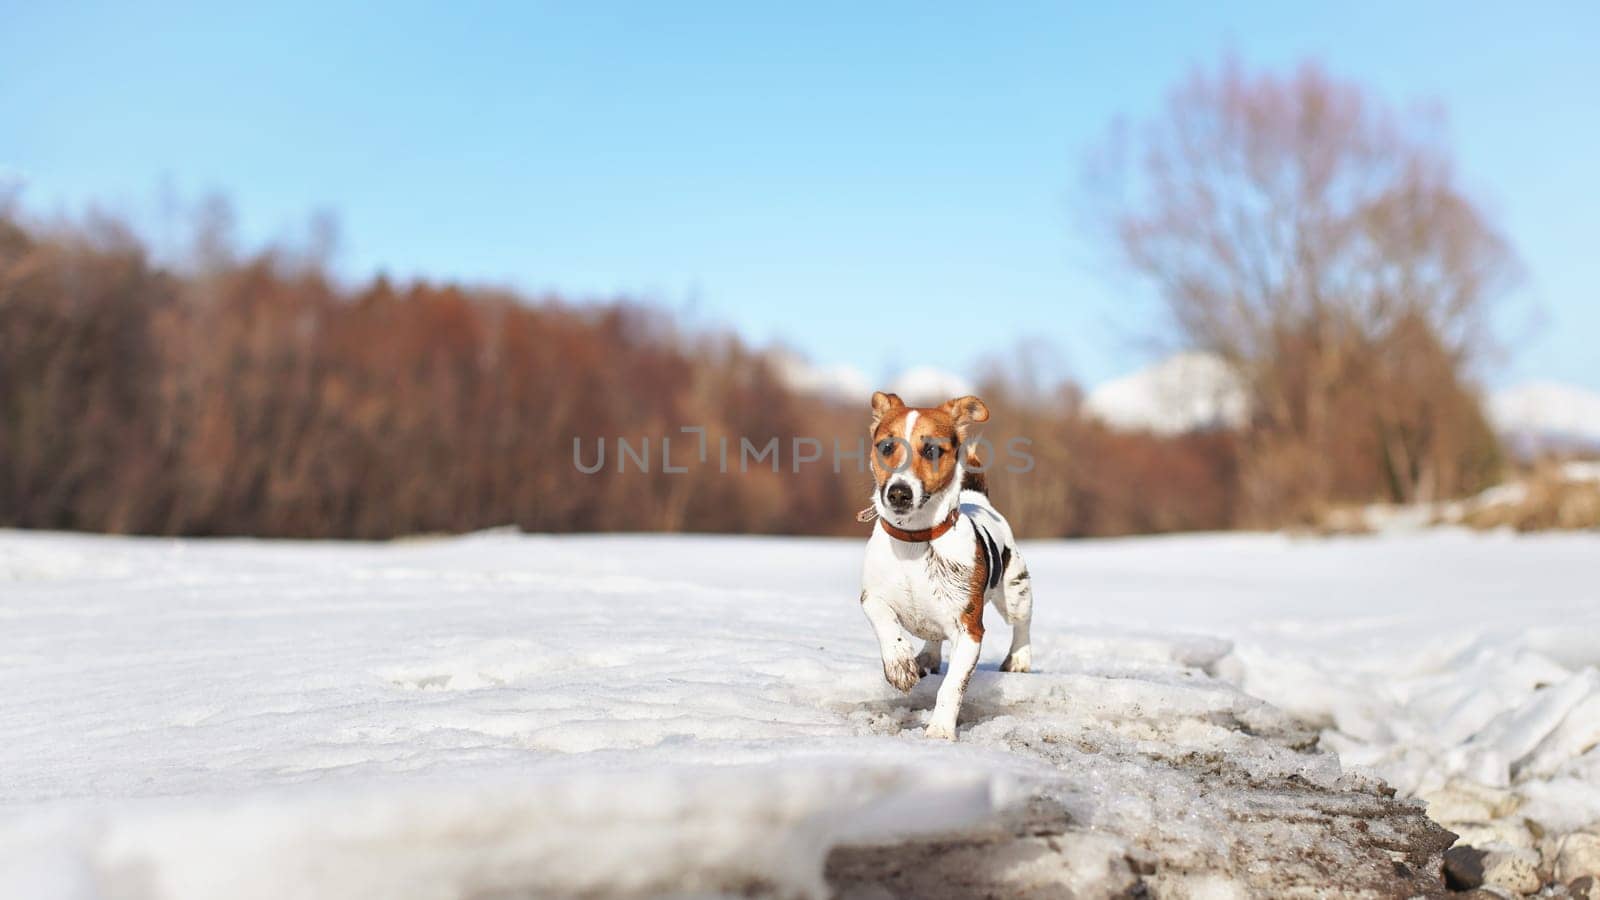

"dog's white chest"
[861,529,974,642]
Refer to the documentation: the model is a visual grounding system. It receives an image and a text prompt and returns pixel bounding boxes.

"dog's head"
[868,392,989,527]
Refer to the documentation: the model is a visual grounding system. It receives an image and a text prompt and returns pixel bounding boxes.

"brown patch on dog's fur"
[868,392,990,502]
[870,391,905,430]
[870,409,957,498]
[961,536,988,640]
[941,396,989,440]
[922,547,983,643]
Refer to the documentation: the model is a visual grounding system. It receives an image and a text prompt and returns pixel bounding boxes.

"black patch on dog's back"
[972,520,1003,591]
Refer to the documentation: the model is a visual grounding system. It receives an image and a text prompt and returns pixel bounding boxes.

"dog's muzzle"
[885,481,914,512]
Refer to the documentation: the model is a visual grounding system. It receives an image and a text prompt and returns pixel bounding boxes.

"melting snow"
[1,528,1597,897]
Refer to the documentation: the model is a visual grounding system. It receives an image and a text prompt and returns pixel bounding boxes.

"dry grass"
[1319,460,1600,535]
[1456,462,1600,532]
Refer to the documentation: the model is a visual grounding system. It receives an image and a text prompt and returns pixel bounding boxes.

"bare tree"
[1087,58,1519,517]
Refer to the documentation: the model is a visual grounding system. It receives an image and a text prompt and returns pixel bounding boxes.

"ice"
[1520,692,1600,779]
[1453,668,1600,786]
[2,527,1597,896]
[2,765,1009,900]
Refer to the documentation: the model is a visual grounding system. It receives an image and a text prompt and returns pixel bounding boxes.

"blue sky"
[3,2,1597,391]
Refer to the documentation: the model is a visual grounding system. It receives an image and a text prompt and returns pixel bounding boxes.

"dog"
[859,391,1033,740]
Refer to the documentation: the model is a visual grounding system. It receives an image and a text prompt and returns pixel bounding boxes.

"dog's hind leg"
[915,639,942,676]
[996,551,1033,673]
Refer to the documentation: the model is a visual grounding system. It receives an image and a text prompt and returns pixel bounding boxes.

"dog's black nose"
[886,482,913,510]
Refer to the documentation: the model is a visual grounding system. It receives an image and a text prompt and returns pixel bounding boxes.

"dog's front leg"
[860,591,920,692]
[926,633,980,740]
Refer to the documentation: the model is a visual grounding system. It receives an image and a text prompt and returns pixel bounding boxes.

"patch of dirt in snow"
[825,664,1456,900]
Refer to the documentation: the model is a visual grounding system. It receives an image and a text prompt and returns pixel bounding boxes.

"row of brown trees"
[0,208,1256,539]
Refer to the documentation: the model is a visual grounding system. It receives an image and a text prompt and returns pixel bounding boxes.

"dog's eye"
[877,440,896,458]
[921,443,942,461]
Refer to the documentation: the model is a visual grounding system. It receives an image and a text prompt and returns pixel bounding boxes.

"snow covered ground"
[2,528,1598,897]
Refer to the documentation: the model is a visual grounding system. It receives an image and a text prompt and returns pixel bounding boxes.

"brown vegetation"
[1452,462,1600,532]
[1088,58,1517,525]
[1,210,1256,539]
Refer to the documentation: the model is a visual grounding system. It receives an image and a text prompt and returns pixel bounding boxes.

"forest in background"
[1,61,1525,540]
[0,201,1492,541]
[0,206,1250,539]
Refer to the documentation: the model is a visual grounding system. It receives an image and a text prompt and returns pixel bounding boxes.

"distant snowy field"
[3,528,1598,898]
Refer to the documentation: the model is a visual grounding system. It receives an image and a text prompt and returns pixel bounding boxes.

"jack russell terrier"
[859,391,1034,740]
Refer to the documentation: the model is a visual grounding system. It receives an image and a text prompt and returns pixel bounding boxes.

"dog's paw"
[915,650,941,677]
[883,652,921,692]
[1000,647,1031,673]
[924,718,958,741]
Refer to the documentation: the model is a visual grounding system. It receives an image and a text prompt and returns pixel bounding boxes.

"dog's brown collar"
[878,507,960,543]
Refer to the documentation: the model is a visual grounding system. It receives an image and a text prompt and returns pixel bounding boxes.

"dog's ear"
[870,391,904,429]
[941,395,989,441]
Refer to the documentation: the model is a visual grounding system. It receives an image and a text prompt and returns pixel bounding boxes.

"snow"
[1084,352,1250,435]
[3,528,1598,896]
[2,768,1003,900]
[1490,381,1600,451]
[770,352,872,403]
[888,366,977,406]
[768,355,976,408]
[1564,460,1600,483]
